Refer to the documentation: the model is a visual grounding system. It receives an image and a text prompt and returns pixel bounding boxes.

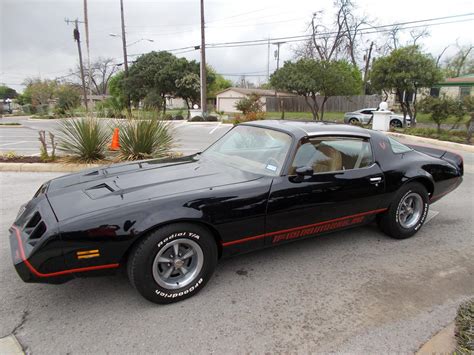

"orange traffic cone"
[110,128,120,151]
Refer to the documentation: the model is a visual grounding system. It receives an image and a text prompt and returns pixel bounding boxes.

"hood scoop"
[85,183,115,199]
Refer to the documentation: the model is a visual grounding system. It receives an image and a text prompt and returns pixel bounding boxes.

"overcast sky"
[1,0,473,92]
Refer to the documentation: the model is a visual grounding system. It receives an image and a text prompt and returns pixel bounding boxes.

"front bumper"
[9,224,72,284]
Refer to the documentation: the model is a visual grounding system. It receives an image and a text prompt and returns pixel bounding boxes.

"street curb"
[0,335,24,355]
[416,322,456,354]
[386,132,474,153]
[0,162,101,173]
[0,125,23,128]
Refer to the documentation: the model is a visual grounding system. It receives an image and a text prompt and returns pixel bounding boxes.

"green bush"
[55,85,81,115]
[22,104,35,114]
[235,93,264,115]
[95,98,127,118]
[116,118,173,160]
[57,118,110,162]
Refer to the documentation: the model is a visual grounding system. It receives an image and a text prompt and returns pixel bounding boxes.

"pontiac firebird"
[9,120,463,303]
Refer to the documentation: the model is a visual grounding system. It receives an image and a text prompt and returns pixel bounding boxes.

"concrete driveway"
[0,150,473,353]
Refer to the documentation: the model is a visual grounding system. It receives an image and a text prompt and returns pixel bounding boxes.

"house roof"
[216,87,296,97]
[436,74,474,87]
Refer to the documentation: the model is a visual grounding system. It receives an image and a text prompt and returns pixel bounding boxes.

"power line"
[125,12,473,56]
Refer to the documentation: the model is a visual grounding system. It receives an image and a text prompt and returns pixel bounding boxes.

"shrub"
[232,112,265,124]
[206,115,218,122]
[96,98,127,119]
[163,114,173,120]
[190,115,204,122]
[57,118,110,162]
[418,96,464,133]
[235,94,264,115]
[117,118,173,160]
[455,298,473,353]
[55,85,81,115]
[174,114,184,120]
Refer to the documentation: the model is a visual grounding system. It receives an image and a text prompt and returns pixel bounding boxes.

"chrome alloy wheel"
[398,192,424,229]
[152,238,204,289]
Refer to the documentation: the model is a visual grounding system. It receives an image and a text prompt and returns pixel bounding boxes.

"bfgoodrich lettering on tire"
[378,182,429,239]
[127,223,218,304]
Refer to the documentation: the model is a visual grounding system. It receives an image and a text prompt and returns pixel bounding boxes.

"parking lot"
[0,117,232,156]
[0,127,472,352]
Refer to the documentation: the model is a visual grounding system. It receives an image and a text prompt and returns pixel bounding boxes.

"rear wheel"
[390,119,403,128]
[127,223,218,304]
[378,182,429,239]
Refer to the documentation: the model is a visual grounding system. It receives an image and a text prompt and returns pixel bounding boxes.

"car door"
[265,134,386,245]
[360,109,375,123]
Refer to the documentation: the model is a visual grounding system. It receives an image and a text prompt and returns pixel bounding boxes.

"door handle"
[369,176,383,184]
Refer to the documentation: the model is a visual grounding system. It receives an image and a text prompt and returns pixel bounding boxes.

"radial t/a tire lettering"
[378,182,429,239]
[127,223,218,304]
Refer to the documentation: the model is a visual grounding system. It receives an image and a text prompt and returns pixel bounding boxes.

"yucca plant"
[117,118,173,161]
[57,118,110,162]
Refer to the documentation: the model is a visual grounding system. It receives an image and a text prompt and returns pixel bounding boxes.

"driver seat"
[313,145,342,173]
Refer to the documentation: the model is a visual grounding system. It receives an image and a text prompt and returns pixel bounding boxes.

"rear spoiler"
[407,144,464,176]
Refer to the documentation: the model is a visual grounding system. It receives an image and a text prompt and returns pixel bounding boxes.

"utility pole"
[267,38,270,81]
[120,0,131,114]
[363,41,374,94]
[83,0,92,108]
[200,0,207,116]
[69,19,88,110]
[273,42,285,70]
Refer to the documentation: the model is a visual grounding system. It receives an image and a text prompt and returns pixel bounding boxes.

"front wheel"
[378,182,429,239]
[348,118,359,125]
[127,223,218,304]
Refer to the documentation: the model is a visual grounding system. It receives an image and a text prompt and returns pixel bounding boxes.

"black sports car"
[9,120,463,303]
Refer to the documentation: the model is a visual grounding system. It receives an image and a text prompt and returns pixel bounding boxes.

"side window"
[361,110,374,115]
[291,136,373,174]
[387,136,412,154]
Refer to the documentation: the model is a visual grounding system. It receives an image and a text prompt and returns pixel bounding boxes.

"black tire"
[348,118,359,125]
[127,223,218,304]
[390,119,403,128]
[378,182,429,239]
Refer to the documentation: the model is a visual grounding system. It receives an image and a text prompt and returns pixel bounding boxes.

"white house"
[216,87,296,113]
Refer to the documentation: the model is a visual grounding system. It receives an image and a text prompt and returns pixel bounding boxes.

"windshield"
[202,125,292,176]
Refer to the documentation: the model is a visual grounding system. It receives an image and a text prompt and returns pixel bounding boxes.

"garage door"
[217,97,243,113]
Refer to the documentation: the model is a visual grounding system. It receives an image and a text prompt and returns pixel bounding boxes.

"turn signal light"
[76,249,100,259]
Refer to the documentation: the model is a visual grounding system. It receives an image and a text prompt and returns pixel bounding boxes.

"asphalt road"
[0,150,473,353]
[0,117,231,156]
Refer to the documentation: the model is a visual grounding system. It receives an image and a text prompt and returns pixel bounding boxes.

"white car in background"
[344,108,409,128]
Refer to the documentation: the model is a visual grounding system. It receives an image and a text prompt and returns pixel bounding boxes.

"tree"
[442,44,474,78]
[18,78,58,114]
[124,51,214,114]
[108,71,127,110]
[0,85,18,100]
[418,96,464,134]
[271,59,362,120]
[175,73,201,115]
[295,0,368,69]
[370,46,442,125]
[207,67,232,98]
[55,84,81,114]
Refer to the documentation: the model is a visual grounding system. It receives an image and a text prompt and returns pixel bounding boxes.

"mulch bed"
[0,156,43,163]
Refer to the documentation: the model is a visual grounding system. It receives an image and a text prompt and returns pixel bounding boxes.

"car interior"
[291,136,373,174]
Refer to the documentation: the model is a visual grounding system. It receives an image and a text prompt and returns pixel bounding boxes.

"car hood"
[45,155,263,221]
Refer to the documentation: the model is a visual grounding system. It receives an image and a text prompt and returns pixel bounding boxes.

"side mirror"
[295,166,313,177]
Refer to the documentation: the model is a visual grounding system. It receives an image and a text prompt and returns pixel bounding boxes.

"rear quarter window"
[387,136,413,154]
